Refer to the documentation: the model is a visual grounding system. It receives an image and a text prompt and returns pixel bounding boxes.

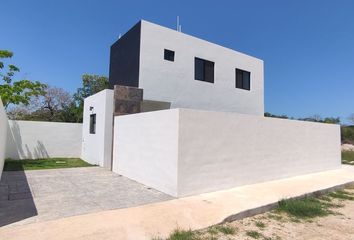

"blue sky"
[1,0,353,123]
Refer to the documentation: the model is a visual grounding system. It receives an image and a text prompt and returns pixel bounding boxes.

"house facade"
[81,20,341,197]
[109,20,264,116]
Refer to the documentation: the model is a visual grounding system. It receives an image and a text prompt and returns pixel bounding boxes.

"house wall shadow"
[0,166,38,226]
[6,120,22,159]
[34,141,49,159]
[6,121,50,160]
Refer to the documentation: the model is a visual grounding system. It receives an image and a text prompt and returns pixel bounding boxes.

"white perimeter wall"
[139,20,264,116]
[81,89,114,168]
[112,109,341,197]
[177,109,341,196]
[0,98,7,178]
[6,120,82,160]
[112,109,179,196]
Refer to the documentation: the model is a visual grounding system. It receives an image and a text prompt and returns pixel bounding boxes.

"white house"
[81,20,341,197]
[109,20,264,116]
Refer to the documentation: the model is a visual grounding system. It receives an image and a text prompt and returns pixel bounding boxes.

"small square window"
[236,69,251,90]
[194,57,214,83]
[164,49,175,61]
[90,114,96,134]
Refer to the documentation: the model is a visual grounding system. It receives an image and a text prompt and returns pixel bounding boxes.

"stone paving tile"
[0,167,174,227]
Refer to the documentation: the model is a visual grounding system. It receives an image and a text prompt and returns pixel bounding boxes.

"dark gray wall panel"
[109,21,141,89]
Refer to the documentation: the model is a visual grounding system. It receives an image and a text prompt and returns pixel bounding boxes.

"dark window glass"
[90,114,96,134]
[236,69,251,90]
[236,69,243,88]
[195,58,204,80]
[164,49,175,61]
[194,57,214,83]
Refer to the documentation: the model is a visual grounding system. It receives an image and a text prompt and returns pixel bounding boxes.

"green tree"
[72,74,108,122]
[323,117,340,124]
[341,126,354,144]
[265,112,340,125]
[299,115,340,124]
[0,50,46,109]
[7,74,109,123]
[60,101,83,123]
[264,112,289,119]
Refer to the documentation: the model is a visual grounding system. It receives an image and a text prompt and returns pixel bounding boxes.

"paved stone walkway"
[0,167,173,227]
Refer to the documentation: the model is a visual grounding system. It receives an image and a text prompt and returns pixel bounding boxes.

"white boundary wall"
[0,98,7,178]
[177,109,341,196]
[6,120,82,160]
[81,89,114,168]
[113,108,341,197]
[113,109,179,196]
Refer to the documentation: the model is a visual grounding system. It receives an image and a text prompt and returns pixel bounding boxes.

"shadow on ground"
[0,166,37,227]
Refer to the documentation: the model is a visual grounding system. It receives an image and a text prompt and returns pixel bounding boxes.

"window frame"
[164,49,175,62]
[89,114,96,134]
[235,68,251,91]
[194,57,214,83]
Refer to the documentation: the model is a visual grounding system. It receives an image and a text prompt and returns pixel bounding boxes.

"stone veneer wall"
[113,85,143,116]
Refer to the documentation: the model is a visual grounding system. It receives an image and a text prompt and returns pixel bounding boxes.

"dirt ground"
[197,188,354,240]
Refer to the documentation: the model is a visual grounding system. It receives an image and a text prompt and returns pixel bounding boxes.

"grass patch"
[4,158,94,171]
[318,195,332,202]
[255,221,266,229]
[246,230,261,239]
[214,225,236,235]
[277,196,330,219]
[206,228,218,235]
[342,151,354,165]
[165,229,197,240]
[328,190,354,201]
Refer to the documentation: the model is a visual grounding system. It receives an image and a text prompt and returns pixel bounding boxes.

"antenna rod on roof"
[176,16,182,32]
[176,16,179,31]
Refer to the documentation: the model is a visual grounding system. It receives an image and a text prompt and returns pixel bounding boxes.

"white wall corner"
[0,98,8,178]
[112,109,180,197]
[81,89,114,167]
